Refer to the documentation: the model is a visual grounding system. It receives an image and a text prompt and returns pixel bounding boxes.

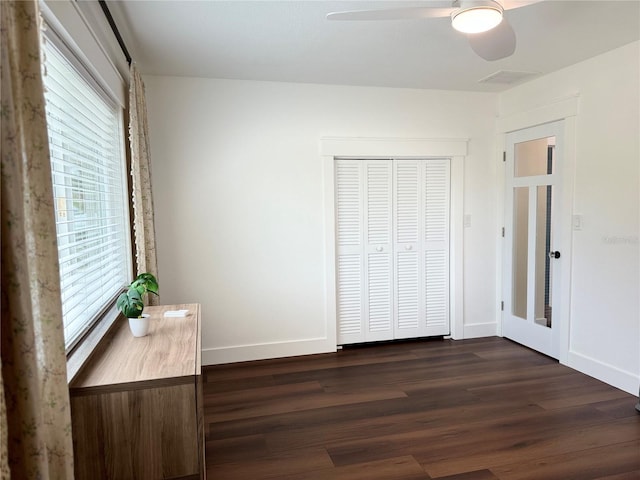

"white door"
[336,160,394,344]
[336,158,450,345]
[503,121,563,358]
[394,159,450,339]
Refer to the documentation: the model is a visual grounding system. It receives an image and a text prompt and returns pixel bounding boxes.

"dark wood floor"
[203,337,640,479]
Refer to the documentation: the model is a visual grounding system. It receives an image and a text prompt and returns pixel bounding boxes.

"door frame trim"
[496,95,579,365]
[321,137,467,344]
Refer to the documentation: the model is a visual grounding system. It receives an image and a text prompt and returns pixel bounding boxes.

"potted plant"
[117,273,159,337]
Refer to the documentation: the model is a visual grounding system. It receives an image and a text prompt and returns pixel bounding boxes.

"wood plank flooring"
[204,337,640,479]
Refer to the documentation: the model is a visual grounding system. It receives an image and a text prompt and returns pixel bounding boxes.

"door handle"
[376,246,384,252]
[549,251,561,259]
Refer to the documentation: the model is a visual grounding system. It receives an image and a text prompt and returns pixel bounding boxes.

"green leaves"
[117,288,144,318]
[116,273,159,318]
[130,273,159,297]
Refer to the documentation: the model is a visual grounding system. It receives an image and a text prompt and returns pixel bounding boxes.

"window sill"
[66,302,123,384]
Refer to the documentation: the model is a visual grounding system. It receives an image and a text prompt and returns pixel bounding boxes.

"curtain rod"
[98,0,132,66]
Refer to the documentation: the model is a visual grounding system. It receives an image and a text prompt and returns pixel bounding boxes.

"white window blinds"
[42,36,131,349]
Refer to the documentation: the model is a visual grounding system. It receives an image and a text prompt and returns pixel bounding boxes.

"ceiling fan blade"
[501,0,544,11]
[327,7,453,21]
[467,18,516,61]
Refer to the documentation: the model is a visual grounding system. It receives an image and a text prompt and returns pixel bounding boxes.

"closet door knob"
[376,246,383,252]
[405,245,413,251]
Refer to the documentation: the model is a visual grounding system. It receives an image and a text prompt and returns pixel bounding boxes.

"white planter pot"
[129,313,151,337]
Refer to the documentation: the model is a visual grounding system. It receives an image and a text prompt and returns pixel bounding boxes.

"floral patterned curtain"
[0,1,74,478]
[129,63,159,304]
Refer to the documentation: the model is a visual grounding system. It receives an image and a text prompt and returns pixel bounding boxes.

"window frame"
[41,23,134,363]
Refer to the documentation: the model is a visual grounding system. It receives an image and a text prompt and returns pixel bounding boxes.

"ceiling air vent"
[478,70,539,85]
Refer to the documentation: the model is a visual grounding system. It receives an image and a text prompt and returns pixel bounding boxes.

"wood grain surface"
[204,337,640,480]
[71,383,199,479]
[71,303,200,392]
[70,303,204,479]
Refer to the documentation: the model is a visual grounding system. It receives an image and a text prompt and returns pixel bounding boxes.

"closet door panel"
[336,161,365,343]
[363,161,393,341]
[424,160,450,335]
[394,161,424,338]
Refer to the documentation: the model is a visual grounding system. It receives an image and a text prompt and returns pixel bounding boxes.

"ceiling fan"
[327,0,543,61]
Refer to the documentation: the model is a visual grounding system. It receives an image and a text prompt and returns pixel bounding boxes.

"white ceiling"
[107,0,640,92]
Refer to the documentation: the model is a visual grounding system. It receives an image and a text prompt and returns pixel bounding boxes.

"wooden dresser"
[70,304,205,480]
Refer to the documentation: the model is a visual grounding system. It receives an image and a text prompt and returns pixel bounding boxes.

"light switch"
[573,214,583,231]
[464,214,471,228]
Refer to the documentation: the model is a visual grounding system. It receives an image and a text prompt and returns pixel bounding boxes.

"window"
[42,33,131,350]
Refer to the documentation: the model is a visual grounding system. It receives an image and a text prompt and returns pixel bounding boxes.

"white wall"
[144,77,498,363]
[499,41,640,394]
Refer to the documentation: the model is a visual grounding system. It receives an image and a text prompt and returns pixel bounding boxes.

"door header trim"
[320,137,468,157]
[497,95,579,134]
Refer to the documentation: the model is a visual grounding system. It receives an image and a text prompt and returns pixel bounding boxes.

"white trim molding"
[463,322,498,339]
[496,94,579,134]
[321,137,468,345]
[568,350,638,395]
[321,137,469,158]
[202,337,336,365]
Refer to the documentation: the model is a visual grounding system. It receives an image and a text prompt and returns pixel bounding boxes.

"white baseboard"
[567,350,639,395]
[463,322,497,339]
[202,337,337,365]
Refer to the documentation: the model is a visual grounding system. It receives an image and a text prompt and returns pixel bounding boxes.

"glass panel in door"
[535,184,553,328]
[514,137,554,177]
[512,186,529,320]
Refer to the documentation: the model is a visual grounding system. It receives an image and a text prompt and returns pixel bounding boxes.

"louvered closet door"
[394,160,423,339]
[336,160,393,344]
[393,159,450,339]
[336,158,449,345]
[423,160,450,336]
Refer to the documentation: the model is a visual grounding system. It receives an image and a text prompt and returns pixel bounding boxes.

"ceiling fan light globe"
[452,7,503,34]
